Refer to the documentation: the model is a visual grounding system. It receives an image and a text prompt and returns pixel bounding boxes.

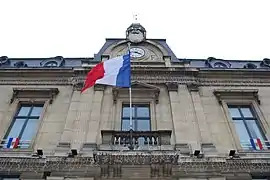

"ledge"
[112,81,160,103]
[11,88,59,104]
[213,89,260,104]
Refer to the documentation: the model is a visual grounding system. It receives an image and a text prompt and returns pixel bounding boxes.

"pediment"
[130,81,160,91]
[112,81,160,104]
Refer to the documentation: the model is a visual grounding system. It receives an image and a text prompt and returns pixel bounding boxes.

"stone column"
[188,83,216,154]
[167,83,200,154]
[56,87,95,155]
[97,87,114,144]
[82,85,104,152]
[71,87,95,150]
[55,90,80,155]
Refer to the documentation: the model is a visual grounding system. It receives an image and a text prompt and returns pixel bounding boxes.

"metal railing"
[101,130,172,149]
[0,139,31,149]
[240,140,270,150]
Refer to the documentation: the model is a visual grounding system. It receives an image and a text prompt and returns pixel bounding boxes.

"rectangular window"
[0,176,20,180]
[1,103,44,149]
[121,104,151,131]
[228,105,268,150]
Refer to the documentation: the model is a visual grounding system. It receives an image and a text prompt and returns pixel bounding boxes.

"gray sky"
[0,0,269,60]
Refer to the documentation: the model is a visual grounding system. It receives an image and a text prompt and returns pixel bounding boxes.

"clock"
[130,47,145,58]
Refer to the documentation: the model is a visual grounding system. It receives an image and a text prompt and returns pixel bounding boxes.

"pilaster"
[188,83,215,153]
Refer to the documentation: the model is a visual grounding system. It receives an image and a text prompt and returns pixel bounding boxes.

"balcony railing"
[101,130,172,150]
[0,139,31,149]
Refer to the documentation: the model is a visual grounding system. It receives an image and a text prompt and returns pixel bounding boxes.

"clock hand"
[133,51,142,55]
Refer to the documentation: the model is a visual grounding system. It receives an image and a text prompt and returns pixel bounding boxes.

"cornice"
[1,68,270,87]
[0,155,270,176]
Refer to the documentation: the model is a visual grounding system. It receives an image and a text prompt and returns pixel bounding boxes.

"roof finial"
[133,13,139,23]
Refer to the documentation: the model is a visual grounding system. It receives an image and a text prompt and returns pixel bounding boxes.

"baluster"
[115,136,119,145]
[125,136,129,146]
[134,137,139,145]
[120,136,124,145]
[149,136,153,145]
[153,136,158,145]
[144,136,148,145]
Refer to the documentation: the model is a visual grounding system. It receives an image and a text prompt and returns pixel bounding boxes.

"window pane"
[17,106,31,116]
[233,120,250,149]
[6,118,25,139]
[137,107,150,118]
[121,120,136,131]
[20,119,39,142]
[122,106,135,118]
[241,108,254,118]
[30,106,43,117]
[137,120,150,131]
[246,120,265,141]
[229,108,241,118]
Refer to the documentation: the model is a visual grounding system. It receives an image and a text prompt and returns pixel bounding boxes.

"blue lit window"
[121,104,150,131]
[1,103,44,149]
[0,176,20,180]
[228,105,268,150]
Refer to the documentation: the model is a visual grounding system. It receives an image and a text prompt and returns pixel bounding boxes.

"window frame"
[221,99,270,151]
[0,99,49,152]
[2,102,45,149]
[115,99,156,131]
[121,103,151,131]
[227,104,268,150]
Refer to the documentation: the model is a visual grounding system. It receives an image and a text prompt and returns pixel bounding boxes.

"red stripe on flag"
[81,62,105,93]
[257,138,263,150]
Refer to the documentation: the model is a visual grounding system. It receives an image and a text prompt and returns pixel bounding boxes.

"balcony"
[100,130,173,151]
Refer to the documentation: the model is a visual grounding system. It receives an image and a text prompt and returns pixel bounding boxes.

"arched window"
[44,61,58,67]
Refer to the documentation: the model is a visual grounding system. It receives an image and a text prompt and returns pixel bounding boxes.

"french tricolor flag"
[6,137,19,149]
[250,138,263,150]
[81,53,131,93]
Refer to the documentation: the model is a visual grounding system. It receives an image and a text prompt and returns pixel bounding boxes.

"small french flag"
[6,137,19,149]
[250,138,263,150]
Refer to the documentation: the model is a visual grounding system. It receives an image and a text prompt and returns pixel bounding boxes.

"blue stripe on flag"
[250,138,257,150]
[116,54,131,87]
[6,138,13,148]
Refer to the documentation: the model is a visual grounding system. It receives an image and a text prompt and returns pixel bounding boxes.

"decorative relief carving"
[166,82,178,91]
[1,156,270,175]
[94,84,105,91]
[187,83,200,92]
[10,88,59,104]
[213,89,260,104]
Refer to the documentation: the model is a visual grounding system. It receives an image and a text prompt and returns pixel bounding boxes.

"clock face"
[130,47,145,58]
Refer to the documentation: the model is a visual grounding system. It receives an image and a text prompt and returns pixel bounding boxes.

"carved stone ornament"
[187,83,200,92]
[166,82,178,91]
[1,156,270,176]
[213,89,260,104]
[10,88,59,104]
[94,84,105,91]
[112,81,160,104]
[73,81,84,91]
[126,23,146,43]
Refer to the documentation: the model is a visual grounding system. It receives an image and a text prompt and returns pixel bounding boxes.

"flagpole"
[127,42,134,150]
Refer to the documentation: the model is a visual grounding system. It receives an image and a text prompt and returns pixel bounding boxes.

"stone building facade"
[0,23,270,180]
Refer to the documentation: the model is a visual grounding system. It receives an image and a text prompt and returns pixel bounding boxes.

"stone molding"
[213,89,260,104]
[187,83,200,92]
[10,87,59,104]
[166,82,178,91]
[112,81,160,104]
[1,155,270,175]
